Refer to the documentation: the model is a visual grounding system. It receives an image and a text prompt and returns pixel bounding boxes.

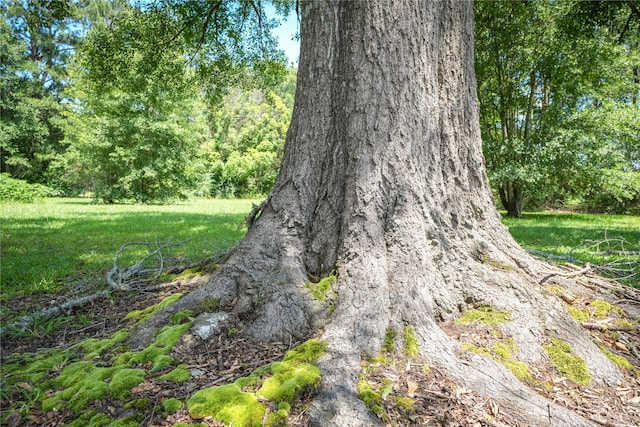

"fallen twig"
[539,263,591,284]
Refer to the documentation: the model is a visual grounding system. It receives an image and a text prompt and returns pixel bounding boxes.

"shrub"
[0,173,52,202]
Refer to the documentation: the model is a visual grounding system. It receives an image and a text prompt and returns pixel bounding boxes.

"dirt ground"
[1,266,639,427]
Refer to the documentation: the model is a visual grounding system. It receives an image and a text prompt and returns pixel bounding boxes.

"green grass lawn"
[1,198,256,300]
[1,199,638,304]
[503,212,640,286]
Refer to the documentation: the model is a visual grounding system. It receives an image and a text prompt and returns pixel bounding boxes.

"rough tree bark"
[132,1,622,425]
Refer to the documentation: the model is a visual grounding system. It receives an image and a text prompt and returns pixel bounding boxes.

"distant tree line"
[1,0,638,213]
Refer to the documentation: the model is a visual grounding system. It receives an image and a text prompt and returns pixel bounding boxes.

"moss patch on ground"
[565,305,590,322]
[588,299,623,319]
[1,298,194,425]
[462,339,533,383]
[543,338,591,385]
[186,339,326,426]
[159,364,191,383]
[125,293,182,324]
[77,330,129,358]
[41,361,146,411]
[113,322,191,369]
[455,306,512,326]
[382,328,397,353]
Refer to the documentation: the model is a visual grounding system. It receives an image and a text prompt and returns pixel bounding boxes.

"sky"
[269,8,300,66]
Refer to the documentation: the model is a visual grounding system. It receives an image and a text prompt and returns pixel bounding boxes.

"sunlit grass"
[0,198,257,300]
[503,212,640,287]
[1,200,638,304]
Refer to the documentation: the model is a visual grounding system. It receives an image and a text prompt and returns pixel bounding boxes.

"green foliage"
[475,0,640,214]
[1,1,78,184]
[204,72,295,197]
[0,173,53,203]
[62,17,211,203]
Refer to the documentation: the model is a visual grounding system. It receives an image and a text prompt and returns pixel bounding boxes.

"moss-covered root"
[543,338,591,385]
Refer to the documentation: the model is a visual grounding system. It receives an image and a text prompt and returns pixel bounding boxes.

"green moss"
[463,339,532,383]
[159,365,191,383]
[187,383,267,426]
[491,339,515,360]
[186,339,325,426]
[265,401,290,426]
[194,298,220,314]
[162,397,183,413]
[40,360,145,411]
[503,360,533,383]
[125,293,182,323]
[256,339,326,403]
[357,380,387,420]
[543,338,591,385]
[1,350,70,384]
[304,274,336,303]
[63,411,112,427]
[161,267,205,282]
[105,413,144,426]
[114,322,191,369]
[78,330,129,359]
[479,256,514,271]
[462,342,491,358]
[283,339,327,363]
[566,305,590,322]
[124,398,152,410]
[599,345,634,370]
[402,326,419,358]
[170,310,195,325]
[589,299,623,320]
[390,395,414,412]
[257,361,321,403]
[456,306,512,326]
[382,328,397,353]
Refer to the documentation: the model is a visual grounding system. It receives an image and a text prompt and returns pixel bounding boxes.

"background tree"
[475,0,640,216]
[130,1,624,425]
[203,69,295,197]
[58,6,211,203]
[0,0,80,183]
[54,0,291,202]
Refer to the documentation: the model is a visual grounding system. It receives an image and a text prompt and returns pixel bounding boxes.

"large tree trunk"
[132,1,622,425]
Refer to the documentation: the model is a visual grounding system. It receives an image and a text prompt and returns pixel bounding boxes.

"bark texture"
[133,1,622,425]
